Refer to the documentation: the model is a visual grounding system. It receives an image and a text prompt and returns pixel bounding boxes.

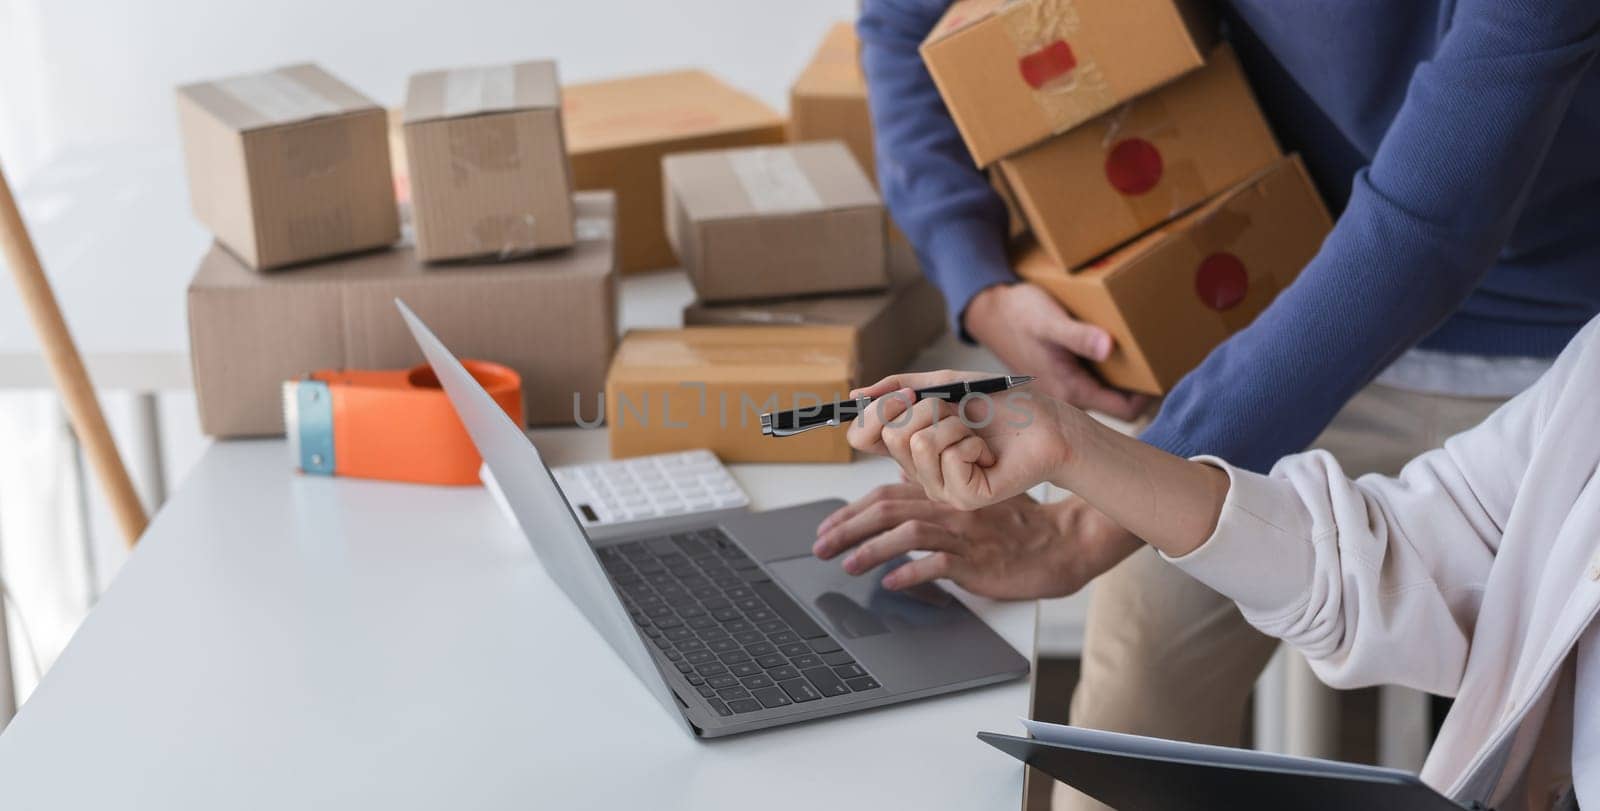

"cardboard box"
[664,141,888,303]
[564,69,787,274]
[1016,155,1331,394]
[920,0,1214,167]
[189,192,618,437]
[176,63,399,270]
[682,239,945,385]
[606,326,857,463]
[403,61,575,262]
[997,44,1279,270]
[791,22,876,181]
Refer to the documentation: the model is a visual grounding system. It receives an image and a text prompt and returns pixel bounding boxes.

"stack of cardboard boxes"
[181,61,618,436]
[179,55,944,465]
[922,0,1333,394]
[602,25,948,464]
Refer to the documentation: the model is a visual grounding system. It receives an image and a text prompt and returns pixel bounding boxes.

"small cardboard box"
[664,141,888,303]
[682,239,945,385]
[605,327,857,463]
[564,69,787,274]
[790,22,876,181]
[920,0,1214,167]
[403,61,576,262]
[189,191,619,437]
[176,63,399,270]
[998,43,1279,270]
[1016,155,1331,395]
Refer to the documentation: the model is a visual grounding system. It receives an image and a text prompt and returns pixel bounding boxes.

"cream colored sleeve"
[1162,315,1589,695]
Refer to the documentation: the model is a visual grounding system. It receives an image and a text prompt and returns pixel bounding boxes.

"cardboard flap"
[563,69,784,155]
[178,63,378,132]
[666,142,880,221]
[404,61,561,124]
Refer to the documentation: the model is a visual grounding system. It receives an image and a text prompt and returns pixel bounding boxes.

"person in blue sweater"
[812,0,1600,790]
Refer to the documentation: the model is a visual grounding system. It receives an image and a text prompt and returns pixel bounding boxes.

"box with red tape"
[919,0,1215,167]
[997,43,1280,271]
[1015,155,1332,395]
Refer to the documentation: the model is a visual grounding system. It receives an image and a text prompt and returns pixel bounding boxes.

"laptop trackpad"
[764,554,962,640]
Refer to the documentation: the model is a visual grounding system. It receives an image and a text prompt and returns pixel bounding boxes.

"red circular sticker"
[1104,138,1164,196]
[1195,253,1249,311]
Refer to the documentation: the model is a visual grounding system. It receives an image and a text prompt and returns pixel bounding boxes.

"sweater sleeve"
[857,0,1015,337]
[1140,3,1600,472]
[1163,316,1597,694]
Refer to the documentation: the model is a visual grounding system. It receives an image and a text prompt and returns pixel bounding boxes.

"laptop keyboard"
[599,527,882,718]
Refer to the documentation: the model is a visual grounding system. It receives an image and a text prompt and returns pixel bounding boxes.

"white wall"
[0,0,858,184]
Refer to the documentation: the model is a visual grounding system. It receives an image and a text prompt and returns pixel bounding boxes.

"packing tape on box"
[625,340,846,368]
[576,214,614,242]
[469,213,538,259]
[443,65,516,117]
[727,149,825,214]
[215,70,344,126]
[1002,0,1115,134]
[1097,98,1208,226]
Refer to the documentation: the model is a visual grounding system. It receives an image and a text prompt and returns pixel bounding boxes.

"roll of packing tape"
[284,361,523,486]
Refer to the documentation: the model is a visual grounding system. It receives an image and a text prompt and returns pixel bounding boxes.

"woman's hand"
[846,370,1087,511]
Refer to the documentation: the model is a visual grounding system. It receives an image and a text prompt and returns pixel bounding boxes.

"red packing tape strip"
[1019,40,1077,89]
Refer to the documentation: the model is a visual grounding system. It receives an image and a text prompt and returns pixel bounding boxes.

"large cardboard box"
[791,22,876,181]
[681,239,945,385]
[664,141,888,303]
[1016,155,1331,395]
[605,327,857,463]
[921,0,1214,167]
[176,63,399,270]
[403,61,576,262]
[189,192,618,437]
[564,70,787,274]
[998,44,1279,270]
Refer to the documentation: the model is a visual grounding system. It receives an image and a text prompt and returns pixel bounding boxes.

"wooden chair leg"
[0,158,147,546]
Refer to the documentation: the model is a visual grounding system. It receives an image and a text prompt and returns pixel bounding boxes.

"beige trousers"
[1057,382,1508,811]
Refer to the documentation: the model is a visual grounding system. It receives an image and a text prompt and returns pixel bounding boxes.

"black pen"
[759,375,1035,438]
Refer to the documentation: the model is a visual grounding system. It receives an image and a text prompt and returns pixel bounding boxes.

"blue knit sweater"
[859,0,1600,472]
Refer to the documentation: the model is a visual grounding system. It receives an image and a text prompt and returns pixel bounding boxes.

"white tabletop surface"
[0,266,1040,810]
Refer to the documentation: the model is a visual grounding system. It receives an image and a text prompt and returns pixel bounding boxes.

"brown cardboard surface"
[564,69,787,274]
[176,63,400,270]
[921,0,1215,167]
[403,61,576,262]
[189,191,618,437]
[998,43,1279,270]
[606,326,857,463]
[790,22,877,182]
[664,141,887,302]
[681,238,945,385]
[1017,155,1331,394]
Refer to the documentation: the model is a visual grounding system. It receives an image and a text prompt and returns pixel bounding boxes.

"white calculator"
[550,450,751,539]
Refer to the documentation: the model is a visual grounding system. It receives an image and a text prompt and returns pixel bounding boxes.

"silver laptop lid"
[394,299,689,733]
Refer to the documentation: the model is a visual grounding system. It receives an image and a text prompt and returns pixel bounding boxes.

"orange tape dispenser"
[281,362,522,486]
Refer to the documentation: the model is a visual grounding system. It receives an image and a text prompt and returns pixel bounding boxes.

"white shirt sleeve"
[1163,318,1581,696]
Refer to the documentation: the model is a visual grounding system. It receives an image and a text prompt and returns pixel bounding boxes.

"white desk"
[0,267,1040,810]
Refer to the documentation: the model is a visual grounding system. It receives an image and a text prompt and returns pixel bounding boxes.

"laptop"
[396,300,1029,738]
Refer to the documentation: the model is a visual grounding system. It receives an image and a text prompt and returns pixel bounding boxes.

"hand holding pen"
[837,371,1080,511]
[760,374,1034,438]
